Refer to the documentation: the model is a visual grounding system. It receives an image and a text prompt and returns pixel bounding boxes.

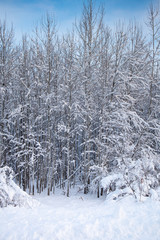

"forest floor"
[0,188,160,240]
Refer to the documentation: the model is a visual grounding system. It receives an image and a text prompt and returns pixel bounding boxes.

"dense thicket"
[0,0,160,199]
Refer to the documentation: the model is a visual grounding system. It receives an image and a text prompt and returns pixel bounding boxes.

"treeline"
[0,0,160,198]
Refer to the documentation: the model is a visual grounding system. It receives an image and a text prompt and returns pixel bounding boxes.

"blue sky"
[0,0,154,40]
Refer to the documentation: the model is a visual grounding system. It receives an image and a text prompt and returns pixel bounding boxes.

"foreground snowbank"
[0,166,38,208]
[0,189,160,240]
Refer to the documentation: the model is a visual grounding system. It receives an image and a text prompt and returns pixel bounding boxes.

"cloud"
[0,0,81,41]
[105,7,148,33]
[0,0,150,41]
[0,1,57,40]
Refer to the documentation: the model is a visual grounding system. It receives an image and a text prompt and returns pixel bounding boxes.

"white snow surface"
[0,189,160,240]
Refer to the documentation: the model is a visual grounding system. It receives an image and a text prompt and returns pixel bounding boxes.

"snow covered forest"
[1,0,160,200]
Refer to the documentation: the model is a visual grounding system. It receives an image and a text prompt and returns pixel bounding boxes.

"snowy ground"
[0,189,160,240]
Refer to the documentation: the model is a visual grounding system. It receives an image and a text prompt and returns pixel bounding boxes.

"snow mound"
[0,166,39,208]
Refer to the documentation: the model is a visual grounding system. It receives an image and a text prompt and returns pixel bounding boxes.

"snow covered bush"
[88,165,107,197]
[99,153,160,201]
[0,166,38,208]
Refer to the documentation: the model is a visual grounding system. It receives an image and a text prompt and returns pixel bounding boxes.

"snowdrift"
[1,191,160,240]
[0,166,38,208]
